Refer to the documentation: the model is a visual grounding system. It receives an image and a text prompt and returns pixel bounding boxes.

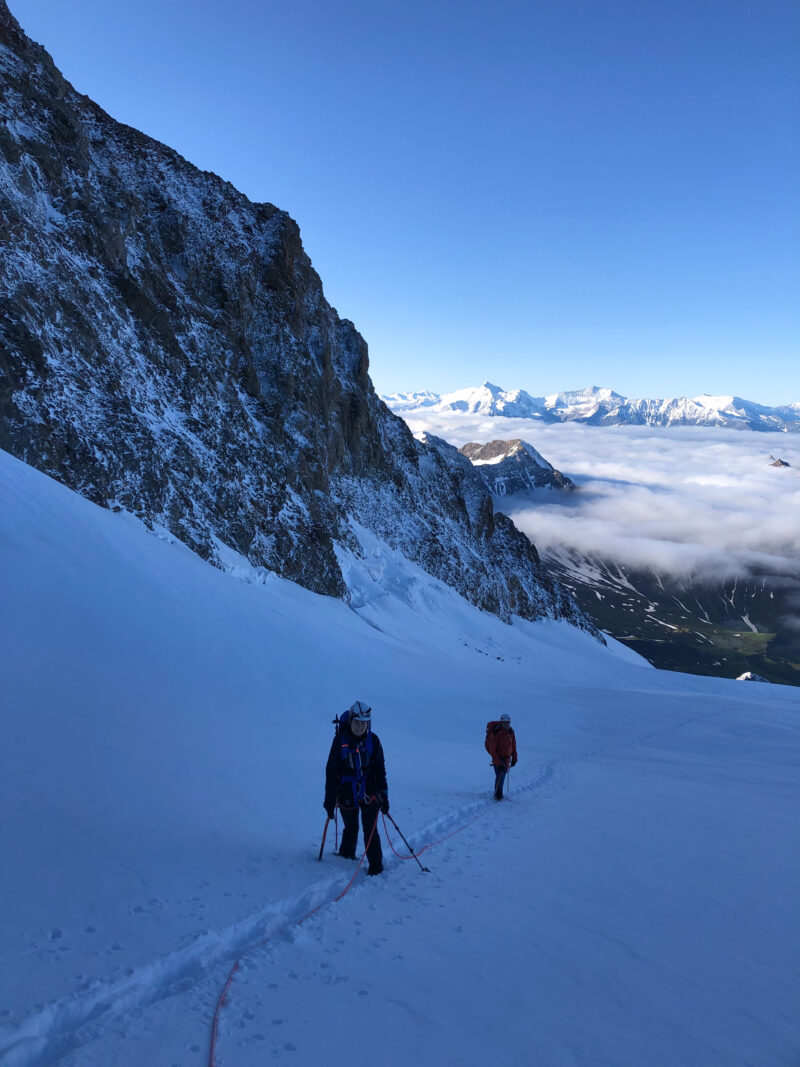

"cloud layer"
[403,411,800,582]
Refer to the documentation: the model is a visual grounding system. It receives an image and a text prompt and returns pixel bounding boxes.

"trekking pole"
[505,765,511,799]
[317,817,331,861]
[385,813,430,872]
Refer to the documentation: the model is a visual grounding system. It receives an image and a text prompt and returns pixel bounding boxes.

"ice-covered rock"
[0,1,593,632]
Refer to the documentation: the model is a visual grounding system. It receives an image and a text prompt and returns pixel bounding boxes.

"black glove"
[511,759,517,767]
[324,802,335,819]
[380,795,389,815]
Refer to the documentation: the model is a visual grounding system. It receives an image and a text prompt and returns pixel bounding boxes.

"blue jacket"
[324,722,388,809]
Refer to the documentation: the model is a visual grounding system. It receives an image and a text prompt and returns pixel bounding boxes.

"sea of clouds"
[401,410,800,588]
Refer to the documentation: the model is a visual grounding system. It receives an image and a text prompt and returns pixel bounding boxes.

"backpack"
[485,720,514,762]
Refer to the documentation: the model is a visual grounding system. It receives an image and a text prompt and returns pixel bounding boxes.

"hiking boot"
[494,793,503,801]
[367,865,384,876]
[337,849,357,860]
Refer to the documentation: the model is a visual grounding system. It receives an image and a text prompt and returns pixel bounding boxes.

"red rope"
[208,804,485,1065]
[333,807,380,900]
[381,810,485,860]
[208,960,239,1066]
[209,808,380,1065]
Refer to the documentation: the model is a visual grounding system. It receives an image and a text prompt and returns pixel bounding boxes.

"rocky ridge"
[459,439,575,494]
[0,1,593,632]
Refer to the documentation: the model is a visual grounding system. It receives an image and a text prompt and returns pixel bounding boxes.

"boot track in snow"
[0,762,564,1067]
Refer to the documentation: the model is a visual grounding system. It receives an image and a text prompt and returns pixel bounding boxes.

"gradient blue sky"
[11,0,799,403]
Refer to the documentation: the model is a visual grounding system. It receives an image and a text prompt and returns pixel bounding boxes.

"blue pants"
[494,765,508,798]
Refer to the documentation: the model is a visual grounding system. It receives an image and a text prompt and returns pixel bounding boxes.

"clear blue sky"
[11,0,800,403]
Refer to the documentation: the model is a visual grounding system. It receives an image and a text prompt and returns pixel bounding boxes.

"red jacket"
[485,721,517,767]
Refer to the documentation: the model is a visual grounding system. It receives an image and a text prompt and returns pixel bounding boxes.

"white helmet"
[349,700,372,722]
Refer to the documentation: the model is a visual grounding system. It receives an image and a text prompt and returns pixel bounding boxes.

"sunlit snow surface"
[0,449,798,1066]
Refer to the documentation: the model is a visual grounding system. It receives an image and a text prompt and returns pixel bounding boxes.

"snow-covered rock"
[459,439,575,494]
[0,1,593,632]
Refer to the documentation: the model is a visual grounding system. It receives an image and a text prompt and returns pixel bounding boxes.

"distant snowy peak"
[459,439,575,495]
[383,385,800,432]
[437,382,548,419]
[543,386,627,423]
[381,391,440,412]
[612,394,800,431]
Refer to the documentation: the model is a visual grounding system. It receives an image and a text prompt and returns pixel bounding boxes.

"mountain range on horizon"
[384,382,800,432]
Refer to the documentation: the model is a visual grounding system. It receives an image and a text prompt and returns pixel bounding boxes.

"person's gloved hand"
[324,802,335,819]
[380,795,390,815]
[511,758,517,767]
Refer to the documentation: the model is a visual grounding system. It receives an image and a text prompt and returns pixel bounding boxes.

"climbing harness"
[338,733,373,805]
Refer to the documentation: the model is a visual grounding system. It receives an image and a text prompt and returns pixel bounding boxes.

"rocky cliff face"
[459,439,575,494]
[0,1,594,632]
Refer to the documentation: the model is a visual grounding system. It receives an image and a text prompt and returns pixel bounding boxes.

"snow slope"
[1,449,798,1066]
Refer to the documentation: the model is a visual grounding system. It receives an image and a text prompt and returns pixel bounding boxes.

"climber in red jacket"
[485,713,517,800]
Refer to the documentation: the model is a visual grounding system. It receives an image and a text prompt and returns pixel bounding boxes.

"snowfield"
[0,449,798,1066]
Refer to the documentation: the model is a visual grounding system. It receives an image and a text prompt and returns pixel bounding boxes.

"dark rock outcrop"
[460,439,575,494]
[0,1,595,632]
